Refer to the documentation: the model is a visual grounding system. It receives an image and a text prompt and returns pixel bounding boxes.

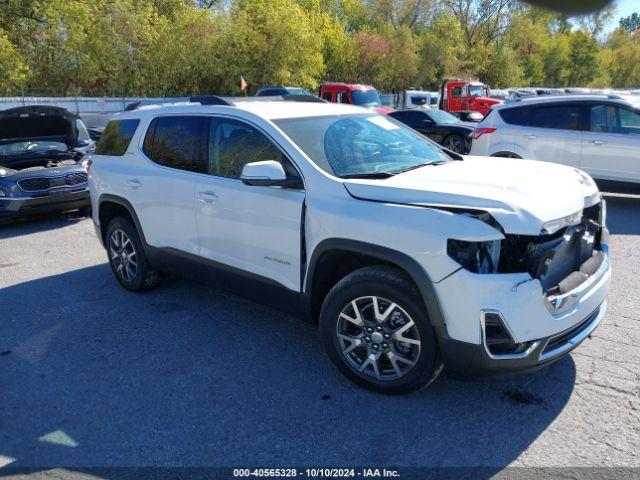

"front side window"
[531,105,581,130]
[207,118,292,179]
[143,116,206,172]
[590,105,617,133]
[275,114,449,178]
[618,108,640,134]
[451,87,463,97]
[96,119,140,156]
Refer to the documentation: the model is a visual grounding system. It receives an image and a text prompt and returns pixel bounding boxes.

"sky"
[604,0,638,34]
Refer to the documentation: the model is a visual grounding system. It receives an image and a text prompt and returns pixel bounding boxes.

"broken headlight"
[447,239,501,274]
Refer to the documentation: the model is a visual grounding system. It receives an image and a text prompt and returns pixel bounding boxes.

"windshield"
[0,140,68,156]
[287,88,312,96]
[469,85,485,97]
[275,114,449,178]
[426,110,460,124]
[352,89,382,108]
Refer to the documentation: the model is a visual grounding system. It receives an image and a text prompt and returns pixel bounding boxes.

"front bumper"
[433,241,611,377]
[0,188,89,220]
[438,301,606,377]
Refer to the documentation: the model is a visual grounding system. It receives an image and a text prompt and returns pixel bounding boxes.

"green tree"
[0,28,29,94]
[620,12,640,33]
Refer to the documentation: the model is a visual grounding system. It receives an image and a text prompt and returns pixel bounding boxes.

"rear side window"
[531,105,581,130]
[143,116,207,173]
[96,119,140,156]
[499,107,531,126]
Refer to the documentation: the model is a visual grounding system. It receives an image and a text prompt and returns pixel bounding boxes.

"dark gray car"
[0,106,93,222]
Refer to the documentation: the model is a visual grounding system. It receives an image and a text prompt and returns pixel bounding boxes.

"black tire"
[105,216,160,292]
[319,266,442,394]
[442,134,465,153]
[491,151,522,159]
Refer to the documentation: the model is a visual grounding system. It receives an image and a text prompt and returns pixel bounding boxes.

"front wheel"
[319,266,442,394]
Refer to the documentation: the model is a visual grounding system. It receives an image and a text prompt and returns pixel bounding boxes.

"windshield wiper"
[339,172,394,179]
[392,161,446,175]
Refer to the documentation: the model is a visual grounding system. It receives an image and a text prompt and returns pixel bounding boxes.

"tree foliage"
[0,0,638,95]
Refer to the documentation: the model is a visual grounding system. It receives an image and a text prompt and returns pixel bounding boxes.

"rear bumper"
[0,189,89,219]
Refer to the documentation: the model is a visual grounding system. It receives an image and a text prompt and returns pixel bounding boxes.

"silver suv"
[471,95,640,185]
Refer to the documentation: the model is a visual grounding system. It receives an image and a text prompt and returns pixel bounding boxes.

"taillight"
[473,127,496,140]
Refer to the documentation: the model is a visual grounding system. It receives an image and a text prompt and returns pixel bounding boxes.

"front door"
[581,104,640,183]
[195,116,305,291]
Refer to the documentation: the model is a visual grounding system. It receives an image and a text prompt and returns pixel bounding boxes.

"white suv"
[470,94,640,185]
[88,97,611,393]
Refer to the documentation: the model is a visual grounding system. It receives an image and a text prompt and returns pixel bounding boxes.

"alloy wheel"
[109,229,138,282]
[336,296,421,381]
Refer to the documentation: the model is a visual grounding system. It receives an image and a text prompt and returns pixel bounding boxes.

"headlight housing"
[447,239,501,274]
[541,210,582,235]
[0,167,17,177]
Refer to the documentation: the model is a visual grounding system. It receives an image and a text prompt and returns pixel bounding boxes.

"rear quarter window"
[498,107,531,126]
[95,119,140,156]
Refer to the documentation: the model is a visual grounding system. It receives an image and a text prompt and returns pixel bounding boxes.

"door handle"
[525,134,537,140]
[198,191,218,203]
[592,140,606,146]
[126,179,142,189]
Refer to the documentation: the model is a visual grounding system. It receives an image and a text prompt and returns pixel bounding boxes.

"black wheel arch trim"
[303,238,446,329]
[97,194,150,248]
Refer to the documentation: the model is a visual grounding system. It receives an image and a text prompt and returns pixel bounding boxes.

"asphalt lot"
[1,194,639,476]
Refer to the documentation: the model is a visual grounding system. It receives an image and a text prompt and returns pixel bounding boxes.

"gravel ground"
[0,194,639,477]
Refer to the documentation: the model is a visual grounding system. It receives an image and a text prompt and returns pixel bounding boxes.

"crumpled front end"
[434,200,611,376]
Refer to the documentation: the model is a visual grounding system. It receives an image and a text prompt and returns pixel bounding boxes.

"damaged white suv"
[89,97,610,393]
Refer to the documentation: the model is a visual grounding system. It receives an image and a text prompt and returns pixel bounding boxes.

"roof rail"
[189,95,232,106]
[192,94,326,105]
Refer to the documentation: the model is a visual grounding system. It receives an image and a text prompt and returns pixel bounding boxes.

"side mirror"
[241,160,290,187]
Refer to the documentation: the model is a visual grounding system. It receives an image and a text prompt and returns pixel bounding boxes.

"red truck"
[438,79,501,116]
[319,82,393,114]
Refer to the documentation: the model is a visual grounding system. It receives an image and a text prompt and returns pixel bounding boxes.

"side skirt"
[145,246,303,318]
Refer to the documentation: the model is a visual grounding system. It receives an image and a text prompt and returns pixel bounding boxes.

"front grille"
[18,172,88,192]
[540,306,601,360]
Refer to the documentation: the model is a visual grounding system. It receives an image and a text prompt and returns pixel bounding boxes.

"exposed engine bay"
[446,202,606,296]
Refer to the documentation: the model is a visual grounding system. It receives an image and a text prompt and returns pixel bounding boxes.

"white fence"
[0,96,167,114]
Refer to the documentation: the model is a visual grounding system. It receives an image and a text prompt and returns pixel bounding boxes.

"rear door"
[132,115,206,255]
[195,116,305,291]
[581,103,640,182]
[515,103,583,167]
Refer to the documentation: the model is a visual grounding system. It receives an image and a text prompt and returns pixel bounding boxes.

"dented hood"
[343,156,599,235]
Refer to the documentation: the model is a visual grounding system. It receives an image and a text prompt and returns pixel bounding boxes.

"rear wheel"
[105,216,160,291]
[319,266,441,394]
[442,134,465,153]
